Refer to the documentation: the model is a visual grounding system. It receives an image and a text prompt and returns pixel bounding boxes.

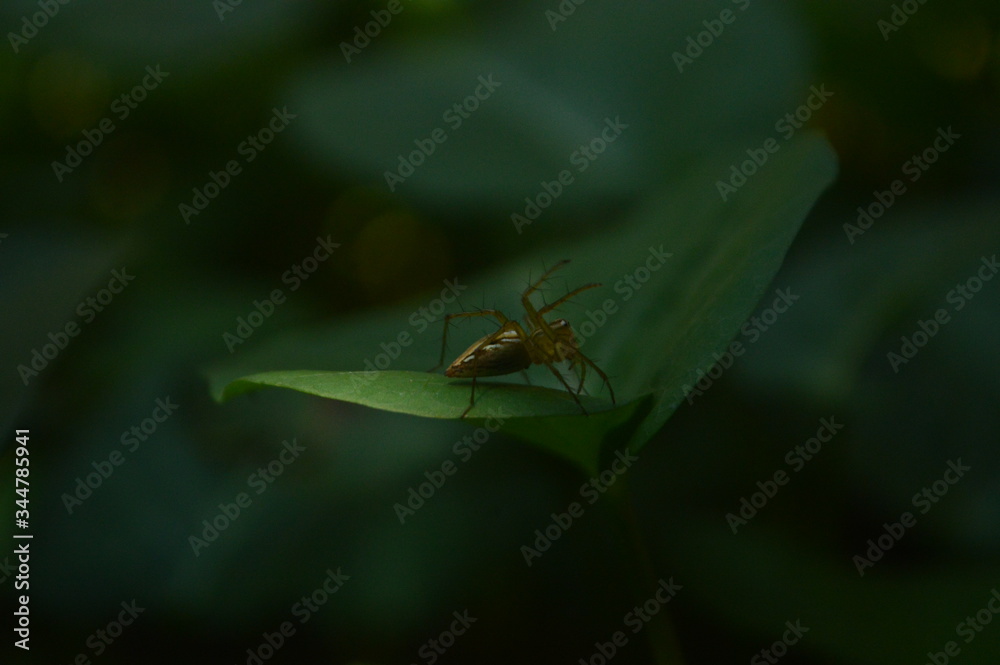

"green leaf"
[217,370,651,475]
[616,134,840,450]
[217,369,618,419]
[211,134,837,472]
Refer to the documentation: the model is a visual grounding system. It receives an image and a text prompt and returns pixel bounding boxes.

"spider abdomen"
[444,327,532,378]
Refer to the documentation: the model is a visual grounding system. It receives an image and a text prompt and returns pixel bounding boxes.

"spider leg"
[460,354,479,418]
[568,348,616,404]
[521,260,569,319]
[522,260,571,301]
[522,265,602,355]
[537,283,601,316]
[542,362,589,415]
[574,357,588,395]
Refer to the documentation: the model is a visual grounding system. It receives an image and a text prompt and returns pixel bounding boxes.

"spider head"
[547,318,579,361]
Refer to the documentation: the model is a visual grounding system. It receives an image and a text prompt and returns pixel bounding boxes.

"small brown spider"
[435,260,615,417]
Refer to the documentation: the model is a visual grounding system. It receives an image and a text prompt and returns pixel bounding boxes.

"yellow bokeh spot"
[351,211,451,301]
[916,17,993,81]
[28,51,110,140]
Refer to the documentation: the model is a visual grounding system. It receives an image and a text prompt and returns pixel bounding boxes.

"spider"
[434,260,615,417]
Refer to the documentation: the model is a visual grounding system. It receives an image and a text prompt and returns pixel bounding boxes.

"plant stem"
[606,472,686,665]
